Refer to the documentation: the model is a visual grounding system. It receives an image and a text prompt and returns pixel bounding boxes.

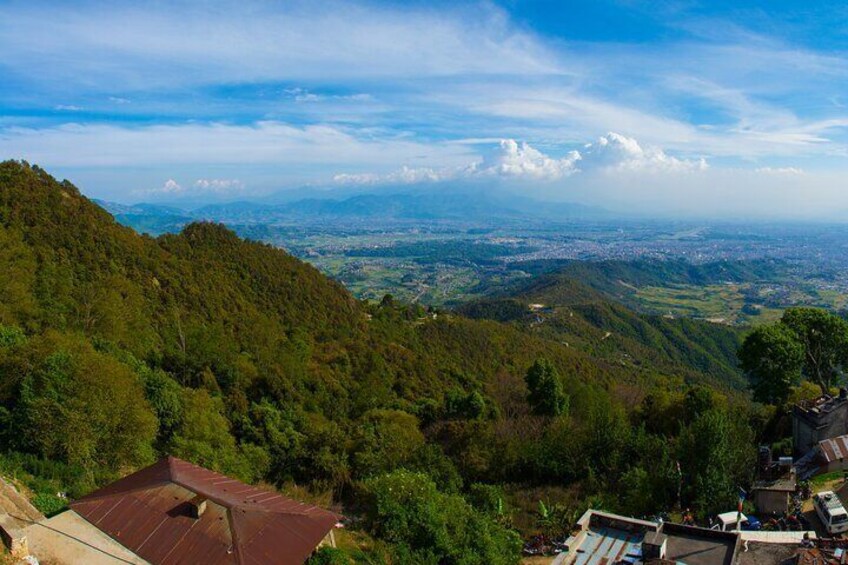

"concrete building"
[793,392,848,456]
[556,509,817,565]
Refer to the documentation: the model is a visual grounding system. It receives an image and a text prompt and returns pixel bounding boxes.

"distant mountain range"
[96,189,612,235]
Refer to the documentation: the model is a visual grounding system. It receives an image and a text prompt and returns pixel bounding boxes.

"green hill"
[0,162,763,562]
[458,265,747,387]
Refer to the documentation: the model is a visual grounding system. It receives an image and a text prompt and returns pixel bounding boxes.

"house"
[818,434,848,474]
[793,392,848,456]
[751,475,797,515]
[22,456,341,565]
[556,509,817,565]
[558,510,739,565]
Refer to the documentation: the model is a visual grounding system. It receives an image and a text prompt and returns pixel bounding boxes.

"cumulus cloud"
[580,133,707,172]
[333,133,704,186]
[472,139,580,179]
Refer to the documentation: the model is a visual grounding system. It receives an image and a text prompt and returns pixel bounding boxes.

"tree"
[7,332,157,473]
[739,323,804,403]
[782,308,848,394]
[168,388,266,482]
[679,410,754,518]
[352,409,425,478]
[684,385,719,418]
[525,359,569,417]
[739,308,848,400]
[362,470,521,564]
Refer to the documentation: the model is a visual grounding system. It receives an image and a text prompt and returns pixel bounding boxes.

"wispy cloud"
[3,0,848,217]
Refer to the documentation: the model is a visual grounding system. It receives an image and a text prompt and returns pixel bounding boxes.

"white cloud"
[580,133,707,172]
[137,178,245,197]
[332,134,702,186]
[142,179,182,195]
[334,166,447,185]
[193,178,245,192]
[54,105,83,111]
[755,166,804,175]
[0,2,557,91]
[473,139,580,179]
[0,121,475,170]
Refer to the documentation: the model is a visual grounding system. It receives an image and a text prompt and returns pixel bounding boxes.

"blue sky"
[2,0,848,217]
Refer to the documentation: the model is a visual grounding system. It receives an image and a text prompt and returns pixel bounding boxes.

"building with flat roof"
[751,475,797,515]
[557,510,816,565]
[793,393,848,456]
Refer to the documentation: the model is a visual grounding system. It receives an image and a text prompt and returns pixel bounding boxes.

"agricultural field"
[634,282,848,326]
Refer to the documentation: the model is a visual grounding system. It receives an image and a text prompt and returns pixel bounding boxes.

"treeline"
[0,161,772,563]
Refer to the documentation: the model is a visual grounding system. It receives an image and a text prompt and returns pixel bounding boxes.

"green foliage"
[352,409,425,478]
[1,332,157,473]
[362,470,521,565]
[307,547,352,565]
[782,307,848,393]
[740,307,848,399]
[535,500,579,538]
[0,325,25,348]
[0,162,775,554]
[739,323,804,402]
[679,409,754,519]
[31,492,68,516]
[525,359,569,417]
[168,388,263,482]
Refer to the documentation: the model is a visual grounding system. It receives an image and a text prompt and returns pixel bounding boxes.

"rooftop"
[571,524,645,565]
[751,475,797,493]
[662,523,738,565]
[70,456,341,565]
[820,434,848,463]
[815,491,847,515]
[563,511,738,565]
[734,541,799,565]
[795,394,848,420]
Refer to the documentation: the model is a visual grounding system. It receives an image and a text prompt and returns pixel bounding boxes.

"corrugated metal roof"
[70,456,341,565]
[820,435,848,463]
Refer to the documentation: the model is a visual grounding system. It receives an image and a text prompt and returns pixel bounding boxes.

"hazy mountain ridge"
[98,189,612,235]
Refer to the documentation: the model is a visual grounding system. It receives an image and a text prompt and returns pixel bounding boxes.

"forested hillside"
[459,273,747,388]
[0,162,769,563]
[507,258,785,301]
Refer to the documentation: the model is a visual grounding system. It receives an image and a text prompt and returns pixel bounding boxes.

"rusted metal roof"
[820,435,848,463]
[70,456,341,565]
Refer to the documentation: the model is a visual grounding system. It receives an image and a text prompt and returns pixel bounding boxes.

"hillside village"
[549,391,848,565]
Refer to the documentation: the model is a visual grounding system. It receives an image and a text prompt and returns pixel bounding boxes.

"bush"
[362,470,521,565]
[307,547,351,565]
